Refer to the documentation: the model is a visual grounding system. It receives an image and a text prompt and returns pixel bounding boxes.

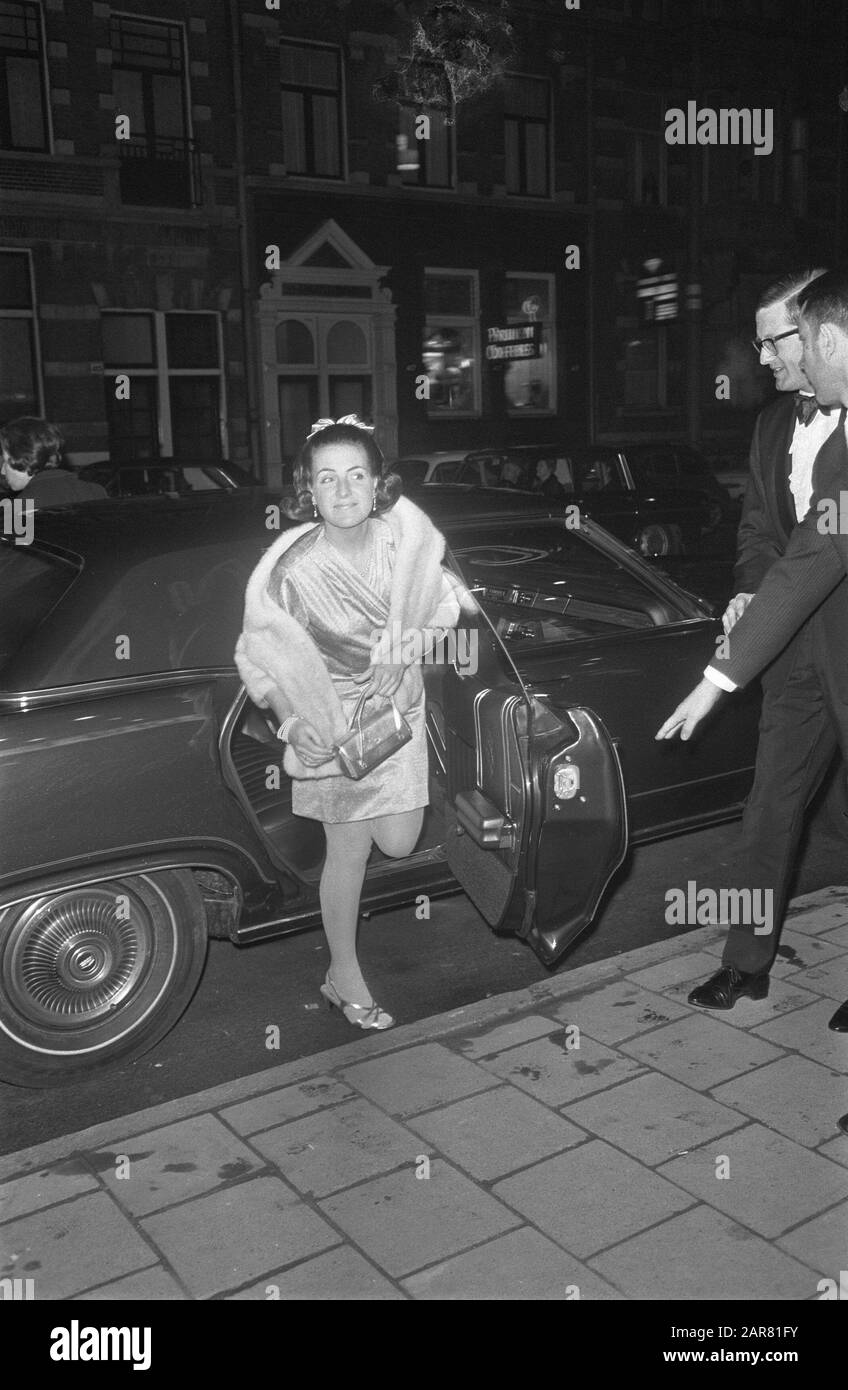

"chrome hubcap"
[3,888,153,1029]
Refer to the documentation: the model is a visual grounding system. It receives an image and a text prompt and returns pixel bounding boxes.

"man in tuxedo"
[657,268,848,1052]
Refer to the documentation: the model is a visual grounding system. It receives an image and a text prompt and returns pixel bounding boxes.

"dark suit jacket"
[712,414,848,688]
[733,393,797,594]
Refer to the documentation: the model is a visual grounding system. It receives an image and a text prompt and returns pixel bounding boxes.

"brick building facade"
[1,0,845,482]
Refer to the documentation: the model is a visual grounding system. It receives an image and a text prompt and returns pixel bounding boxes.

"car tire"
[0,870,207,1088]
[636,523,679,557]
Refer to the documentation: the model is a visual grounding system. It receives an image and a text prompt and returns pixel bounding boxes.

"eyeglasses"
[752,328,799,356]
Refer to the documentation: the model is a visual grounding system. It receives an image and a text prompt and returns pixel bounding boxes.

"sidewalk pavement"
[2,887,848,1302]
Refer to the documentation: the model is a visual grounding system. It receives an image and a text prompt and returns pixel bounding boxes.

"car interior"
[227,669,451,885]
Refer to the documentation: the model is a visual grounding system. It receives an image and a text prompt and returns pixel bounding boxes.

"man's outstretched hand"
[655,677,724,742]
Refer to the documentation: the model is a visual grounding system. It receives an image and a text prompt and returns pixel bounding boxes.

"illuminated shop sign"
[485,323,542,360]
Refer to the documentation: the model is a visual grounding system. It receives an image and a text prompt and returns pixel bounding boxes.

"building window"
[0,249,42,419]
[398,63,453,189]
[101,310,224,462]
[111,13,198,208]
[276,315,372,460]
[623,331,666,408]
[280,39,343,178]
[422,270,480,417]
[0,1,49,151]
[503,274,555,415]
[630,130,665,205]
[504,75,550,197]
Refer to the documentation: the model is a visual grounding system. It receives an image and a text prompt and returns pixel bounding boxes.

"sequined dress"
[267,520,428,823]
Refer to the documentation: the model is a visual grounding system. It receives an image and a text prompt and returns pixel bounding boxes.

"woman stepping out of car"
[236,417,471,1029]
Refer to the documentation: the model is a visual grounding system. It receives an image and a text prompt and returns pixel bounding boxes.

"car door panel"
[442,616,628,965]
[525,706,627,964]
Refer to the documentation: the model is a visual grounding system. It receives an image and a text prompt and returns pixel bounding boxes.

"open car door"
[442,601,628,967]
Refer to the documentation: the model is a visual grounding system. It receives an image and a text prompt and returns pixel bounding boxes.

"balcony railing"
[117,134,202,209]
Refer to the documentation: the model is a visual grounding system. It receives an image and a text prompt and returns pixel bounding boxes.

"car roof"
[23,487,562,560]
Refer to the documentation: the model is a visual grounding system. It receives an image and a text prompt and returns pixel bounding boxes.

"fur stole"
[234,495,475,780]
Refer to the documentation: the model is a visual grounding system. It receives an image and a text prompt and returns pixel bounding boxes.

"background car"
[0,488,758,1086]
[76,458,261,497]
[393,444,722,557]
[621,440,740,521]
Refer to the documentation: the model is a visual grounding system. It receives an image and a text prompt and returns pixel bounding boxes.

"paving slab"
[228,1245,406,1300]
[140,1175,340,1299]
[782,957,848,1002]
[752,998,848,1069]
[0,1161,97,1224]
[249,1097,426,1198]
[817,1136,848,1168]
[341,1042,499,1117]
[492,1140,693,1259]
[776,1199,848,1278]
[618,1013,784,1090]
[565,1072,746,1165]
[402,1226,625,1300]
[450,1013,561,1061]
[589,1204,821,1300]
[547,979,690,1046]
[220,1076,355,1137]
[712,1057,848,1148]
[76,1268,188,1300]
[784,899,848,934]
[0,1191,156,1300]
[318,1158,520,1278]
[820,923,848,949]
[477,1032,644,1106]
[625,950,723,993]
[406,1085,585,1181]
[657,1123,848,1238]
[89,1113,263,1217]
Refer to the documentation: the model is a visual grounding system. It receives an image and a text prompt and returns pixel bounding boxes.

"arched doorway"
[257,220,398,484]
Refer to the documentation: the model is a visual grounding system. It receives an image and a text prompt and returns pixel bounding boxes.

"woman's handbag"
[335,690,412,780]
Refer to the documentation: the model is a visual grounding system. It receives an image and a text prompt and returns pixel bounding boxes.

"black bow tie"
[795,393,830,425]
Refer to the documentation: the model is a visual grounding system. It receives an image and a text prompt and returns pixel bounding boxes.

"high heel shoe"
[319,972,394,1031]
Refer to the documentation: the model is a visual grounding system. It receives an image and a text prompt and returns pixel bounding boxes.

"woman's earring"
[311,495,318,519]
[371,492,377,514]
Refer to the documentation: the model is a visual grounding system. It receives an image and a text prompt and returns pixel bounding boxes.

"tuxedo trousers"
[722,581,848,973]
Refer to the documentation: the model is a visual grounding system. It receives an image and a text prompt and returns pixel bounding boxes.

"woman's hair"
[0,416,63,476]
[285,421,401,521]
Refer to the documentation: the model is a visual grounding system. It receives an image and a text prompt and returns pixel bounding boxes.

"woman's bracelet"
[275,715,300,742]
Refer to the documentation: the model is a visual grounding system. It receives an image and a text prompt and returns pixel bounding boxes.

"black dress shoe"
[837,1114,848,1136]
[828,999,848,1032]
[688,965,770,1010]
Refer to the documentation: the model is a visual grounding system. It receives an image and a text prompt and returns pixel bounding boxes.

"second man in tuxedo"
[659,268,848,1012]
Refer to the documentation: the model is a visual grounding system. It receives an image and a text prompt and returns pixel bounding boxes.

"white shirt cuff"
[704,665,738,692]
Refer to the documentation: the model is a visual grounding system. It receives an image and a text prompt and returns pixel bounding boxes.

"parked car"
[620,441,738,520]
[76,458,261,498]
[702,445,750,502]
[393,444,722,557]
[0,488,760,1086]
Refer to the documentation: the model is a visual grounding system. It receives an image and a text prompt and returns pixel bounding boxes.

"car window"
[448,519,680,648]
[430,460,463,483]
[0,542,80,679]
[627,446,678,479]
[394,459,429,486]
[564,449,627,492]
